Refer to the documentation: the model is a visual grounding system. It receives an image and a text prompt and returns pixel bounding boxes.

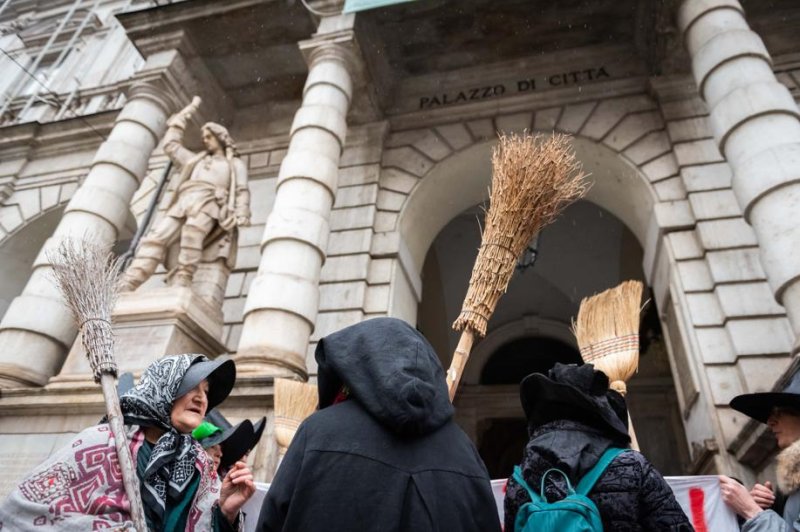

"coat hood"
[522,419,624,479]
[315,317,454,436]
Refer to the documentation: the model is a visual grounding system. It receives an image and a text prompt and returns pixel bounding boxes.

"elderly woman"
[721,374,800,531]
[0,354,255,531]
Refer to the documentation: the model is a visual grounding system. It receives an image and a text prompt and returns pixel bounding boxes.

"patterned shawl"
[119,353,208,526]
[0,353,225,531]
[0,425,222,531]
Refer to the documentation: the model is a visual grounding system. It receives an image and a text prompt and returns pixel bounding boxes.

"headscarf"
[119,353,208,525]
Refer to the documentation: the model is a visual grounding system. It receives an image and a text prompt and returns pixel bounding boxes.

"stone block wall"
[656,77,795,466]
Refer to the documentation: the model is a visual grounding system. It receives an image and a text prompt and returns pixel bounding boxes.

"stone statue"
[119,96,250,292]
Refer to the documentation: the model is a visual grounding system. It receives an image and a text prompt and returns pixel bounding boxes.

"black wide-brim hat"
[730,393,800,424]
[176,357,236,411]
[250,416,266,450]
[200,419,255,470]
[520,362,630,442]
[730,371,800,424]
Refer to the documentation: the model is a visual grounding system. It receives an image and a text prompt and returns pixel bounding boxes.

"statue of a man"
[120,97,250,291]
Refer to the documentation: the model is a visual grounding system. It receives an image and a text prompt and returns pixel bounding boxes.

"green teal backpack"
[512,447,626,532]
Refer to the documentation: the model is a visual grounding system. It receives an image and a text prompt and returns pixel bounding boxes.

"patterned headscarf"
[119,354,208,525]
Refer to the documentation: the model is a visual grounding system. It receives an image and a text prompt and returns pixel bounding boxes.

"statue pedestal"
[49,287,227,387]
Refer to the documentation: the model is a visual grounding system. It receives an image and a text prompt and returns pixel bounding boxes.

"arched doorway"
[476,336,581,478]
[0,207,64,317]
[394,133,694,478]
[417,197,689,477]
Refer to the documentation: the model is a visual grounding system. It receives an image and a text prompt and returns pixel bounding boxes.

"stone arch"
[376,93,686,322]
[0,205,66,317]
[0,182,78,246]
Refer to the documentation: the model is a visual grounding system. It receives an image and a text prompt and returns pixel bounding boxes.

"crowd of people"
[0,317,797,531]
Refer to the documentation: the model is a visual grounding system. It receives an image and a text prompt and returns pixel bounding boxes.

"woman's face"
[767,407,800,449]
[171,379,209,433]
[206,444,222,471]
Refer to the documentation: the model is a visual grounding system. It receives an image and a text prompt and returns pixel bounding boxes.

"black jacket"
[504,419,693,531]
[257,318,501,532]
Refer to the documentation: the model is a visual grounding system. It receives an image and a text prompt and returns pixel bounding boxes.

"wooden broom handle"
[447,329,476,402]
[101,374,148,531]
[627,412,640,451]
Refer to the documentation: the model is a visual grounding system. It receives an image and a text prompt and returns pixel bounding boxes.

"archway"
[401,135,690,477]
[399,136,657,282]
[0,207,64,317]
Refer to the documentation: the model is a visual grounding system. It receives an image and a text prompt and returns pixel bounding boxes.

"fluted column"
[237,38,355,379]
[0,82,174,387]
[678,1,800,337]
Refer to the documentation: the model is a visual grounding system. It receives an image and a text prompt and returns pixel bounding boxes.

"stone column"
[678,1,800,339]
[236,37,355,379]
[0,82,174,387]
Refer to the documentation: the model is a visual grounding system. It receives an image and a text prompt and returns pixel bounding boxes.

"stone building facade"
[0,0,799,495]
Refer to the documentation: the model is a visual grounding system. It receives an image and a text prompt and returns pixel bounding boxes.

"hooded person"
[256,317,501,532]
[504,362,692,532]
[193,409,267,474]
[0,354,256,531]
[720,372,800,531]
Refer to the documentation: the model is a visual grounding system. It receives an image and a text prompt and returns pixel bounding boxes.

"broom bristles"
[274,378,318,451]
[573,280,644,395]
[47,237,123,383]
[453,132,588,337]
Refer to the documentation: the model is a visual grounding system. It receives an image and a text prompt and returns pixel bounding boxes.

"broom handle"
[627,412,640,452]
[447,328,476,402]
[100,374,148,531]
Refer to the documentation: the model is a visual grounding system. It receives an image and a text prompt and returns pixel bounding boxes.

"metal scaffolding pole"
[18,0,100,120]
[0,0,13,20]
[0,0,82,120]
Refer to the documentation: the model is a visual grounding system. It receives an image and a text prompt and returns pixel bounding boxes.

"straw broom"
[274,378,318,460]
[573,280,644,450]
[48,238,148,531]
[449,132,588,401]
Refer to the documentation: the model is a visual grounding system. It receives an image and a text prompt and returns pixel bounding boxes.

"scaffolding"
[0,0,141,126]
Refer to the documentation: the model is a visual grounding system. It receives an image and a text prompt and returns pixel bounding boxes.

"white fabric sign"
[490,475,738,530]
[665,475,739,531]
[242,482,270,532]
[240,476,739,531]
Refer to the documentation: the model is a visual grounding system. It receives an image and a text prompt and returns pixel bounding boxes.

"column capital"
[300,30,361,80]
[125,80,178,117]
[299,19,382,121]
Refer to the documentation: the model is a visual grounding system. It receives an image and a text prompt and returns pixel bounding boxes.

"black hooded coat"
[257,318,501,532]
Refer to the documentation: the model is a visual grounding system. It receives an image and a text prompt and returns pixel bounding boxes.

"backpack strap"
[575,447,627,496]
[512,465,544,503]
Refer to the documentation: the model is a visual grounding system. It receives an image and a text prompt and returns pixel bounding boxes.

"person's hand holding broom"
[448,132,588,401]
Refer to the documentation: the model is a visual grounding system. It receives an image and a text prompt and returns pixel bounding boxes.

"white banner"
[241,476,739,531]
[665,475,739,531]
[491,475,738,530]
